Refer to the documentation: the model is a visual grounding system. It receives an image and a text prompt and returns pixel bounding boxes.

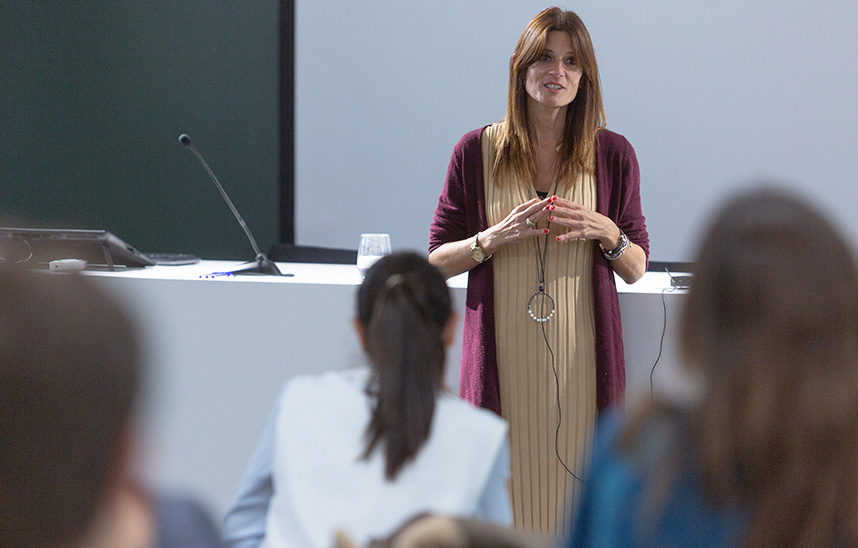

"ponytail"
[357,253,452,480]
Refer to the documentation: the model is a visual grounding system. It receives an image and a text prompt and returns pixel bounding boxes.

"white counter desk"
[85,260,688,518]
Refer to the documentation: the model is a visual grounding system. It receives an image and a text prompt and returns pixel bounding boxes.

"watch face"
[471,244,486,262]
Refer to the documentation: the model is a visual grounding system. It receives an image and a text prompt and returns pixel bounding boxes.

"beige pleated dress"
[482,123,598,535]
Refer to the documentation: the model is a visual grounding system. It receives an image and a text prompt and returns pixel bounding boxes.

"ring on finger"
[526,218,535,229]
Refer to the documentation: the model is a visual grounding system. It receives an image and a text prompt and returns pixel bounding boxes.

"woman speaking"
[429,6,649,534]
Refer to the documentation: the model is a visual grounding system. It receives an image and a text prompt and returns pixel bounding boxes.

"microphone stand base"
[228,255,291,276]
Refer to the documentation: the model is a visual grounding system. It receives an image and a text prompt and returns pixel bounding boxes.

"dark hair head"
[357,252,453,480]
[680,187,858,546]
[682,187,858,386]
[0,266,141,548]
[496,6,606,182]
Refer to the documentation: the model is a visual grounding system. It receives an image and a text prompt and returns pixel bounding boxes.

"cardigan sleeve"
[429,128,486,254]
[598,130,650,259]
[428,127,502,414]
[592,130,651,411]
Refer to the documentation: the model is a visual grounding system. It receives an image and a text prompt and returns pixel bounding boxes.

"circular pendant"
[527,290,556,323]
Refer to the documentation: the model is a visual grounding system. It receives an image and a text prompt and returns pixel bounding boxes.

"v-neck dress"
[429,122,650,535]
[482,123,597,533]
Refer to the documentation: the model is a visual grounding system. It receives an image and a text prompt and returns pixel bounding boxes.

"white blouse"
[258,368,511,548]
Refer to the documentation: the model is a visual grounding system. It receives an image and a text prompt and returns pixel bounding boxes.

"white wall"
[294,0,858,262]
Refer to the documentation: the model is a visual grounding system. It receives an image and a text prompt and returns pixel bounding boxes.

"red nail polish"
[556,236,562,241]
[550,205,556,210]
[544,205,550,210]
[544,229,550,234]
[548,215,554,221]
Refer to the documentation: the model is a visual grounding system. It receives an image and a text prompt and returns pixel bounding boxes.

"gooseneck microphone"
[178,134,284,276]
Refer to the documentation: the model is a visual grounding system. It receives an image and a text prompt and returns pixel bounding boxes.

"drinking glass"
[357,233,391,278]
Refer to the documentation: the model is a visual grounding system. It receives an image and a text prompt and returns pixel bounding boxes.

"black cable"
[532,225,586,485]
[540,317,587,485]
[650,268,682,398]
[650,288,669,399]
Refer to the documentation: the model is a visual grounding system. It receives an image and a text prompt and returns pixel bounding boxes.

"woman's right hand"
[428,197,552,278]
[479,197,552,255]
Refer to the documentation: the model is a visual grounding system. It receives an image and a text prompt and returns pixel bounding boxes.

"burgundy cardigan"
[429,127,650,415]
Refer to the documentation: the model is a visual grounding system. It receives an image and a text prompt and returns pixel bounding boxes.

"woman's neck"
[527,104,567,193]
[527,102,567,150]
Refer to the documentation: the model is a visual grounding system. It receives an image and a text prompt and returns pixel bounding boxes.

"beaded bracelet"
[600,231,629,261]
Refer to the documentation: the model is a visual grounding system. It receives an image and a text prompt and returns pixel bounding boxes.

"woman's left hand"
[546,196,647,284]
[546,196,619,246]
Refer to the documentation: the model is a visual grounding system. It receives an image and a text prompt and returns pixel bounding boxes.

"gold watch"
[470,232,492,264]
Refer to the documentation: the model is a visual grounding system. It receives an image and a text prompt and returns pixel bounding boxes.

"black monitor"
[0,227,155,271]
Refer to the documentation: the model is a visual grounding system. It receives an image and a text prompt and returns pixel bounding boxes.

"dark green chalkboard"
[1,2,280,260]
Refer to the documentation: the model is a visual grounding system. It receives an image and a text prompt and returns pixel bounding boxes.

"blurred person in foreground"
[567,187,858,547]
[0,264,224,548]
[224,252,511,548]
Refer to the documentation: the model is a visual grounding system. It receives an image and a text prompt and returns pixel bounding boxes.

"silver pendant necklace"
[527,183,558,323]
[528,231,556,322]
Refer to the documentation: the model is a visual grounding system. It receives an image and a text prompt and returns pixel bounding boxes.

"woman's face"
[524,31,583,112]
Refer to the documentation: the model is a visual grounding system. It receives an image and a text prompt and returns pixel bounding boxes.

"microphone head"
[179,134,192,147]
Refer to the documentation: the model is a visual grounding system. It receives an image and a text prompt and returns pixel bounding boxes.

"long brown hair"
[357,252,452,480]
[493,7,606,185]
[0,265,140,548]
[628,188,858,547]
[684,189,858,546]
